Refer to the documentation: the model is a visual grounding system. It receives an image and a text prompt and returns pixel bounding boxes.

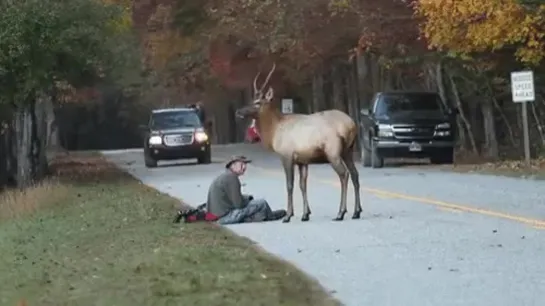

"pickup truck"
[359,91,458,168]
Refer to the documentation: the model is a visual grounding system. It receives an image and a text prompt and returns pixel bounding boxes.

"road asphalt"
[103,143,545,306]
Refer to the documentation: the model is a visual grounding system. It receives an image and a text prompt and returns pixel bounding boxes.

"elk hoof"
[352,211,362,219]
[333,211,347,221]
[301,214,310,222]
[282,216,291,223]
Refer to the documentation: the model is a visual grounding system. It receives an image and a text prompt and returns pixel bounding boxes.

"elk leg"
[330,157,349,221]
[342,151,362,219]
[298,163,311,221]
[281,157,295,223]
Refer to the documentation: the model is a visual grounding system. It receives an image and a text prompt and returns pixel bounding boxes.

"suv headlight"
[436,122,450,129]
[149,135,162,145]
[377,124,394,137]
[194,130,208,142]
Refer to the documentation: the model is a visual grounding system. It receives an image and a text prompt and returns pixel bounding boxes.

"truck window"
[375,93,444,116]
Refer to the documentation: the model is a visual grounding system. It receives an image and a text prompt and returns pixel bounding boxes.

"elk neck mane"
[255,100,286,150]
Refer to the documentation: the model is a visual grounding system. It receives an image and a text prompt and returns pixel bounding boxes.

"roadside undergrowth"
[0,151,339,306]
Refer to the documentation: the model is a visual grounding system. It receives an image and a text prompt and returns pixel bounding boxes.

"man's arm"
[241,194,254,205]
[224,174,245,209]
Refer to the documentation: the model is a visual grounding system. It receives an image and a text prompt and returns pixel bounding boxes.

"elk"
[235,63,362,222]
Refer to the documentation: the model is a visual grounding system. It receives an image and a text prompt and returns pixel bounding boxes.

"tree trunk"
[434,63,447,107]
[35,94,51,175]
[448,72,478,155]
[312,70,326,112]
[435,62,467,150]
[227,103,237,144]
[356,53,373,109]
[331,62,346,112]
[11,93,51,188]
[370,54,381,92]
[531,102,545,146]
[346,59,362,154]
[485,80,516,148]
[14,103,36,188]
[0,124,9,188]
[481,99,499,159]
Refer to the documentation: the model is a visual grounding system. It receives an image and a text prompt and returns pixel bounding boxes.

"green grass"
[0,152,339,306]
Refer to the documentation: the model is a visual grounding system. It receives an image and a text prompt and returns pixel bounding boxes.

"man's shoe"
[269,209,287,221]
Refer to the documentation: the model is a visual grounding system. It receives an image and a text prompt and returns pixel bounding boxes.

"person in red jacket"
[245,119,260,143]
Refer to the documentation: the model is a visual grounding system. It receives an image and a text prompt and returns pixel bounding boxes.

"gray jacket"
[206,170,252,218]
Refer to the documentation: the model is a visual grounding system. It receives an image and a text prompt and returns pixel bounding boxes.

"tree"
[0,0,141,187]
[413,0,545,66]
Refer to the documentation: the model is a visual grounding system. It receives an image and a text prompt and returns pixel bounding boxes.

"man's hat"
[225,155,252,168]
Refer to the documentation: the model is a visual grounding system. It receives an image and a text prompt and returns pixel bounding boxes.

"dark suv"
[359,91,457,168]
[141,107,211,168]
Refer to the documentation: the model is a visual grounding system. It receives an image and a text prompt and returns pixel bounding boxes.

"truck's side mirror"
[360,109,370,116]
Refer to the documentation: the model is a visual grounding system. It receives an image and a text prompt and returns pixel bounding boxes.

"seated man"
[206,155,286,225]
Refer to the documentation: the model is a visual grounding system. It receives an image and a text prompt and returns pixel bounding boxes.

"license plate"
[409,142,422,152]
[172,136,184,144]
[166,136,185,145]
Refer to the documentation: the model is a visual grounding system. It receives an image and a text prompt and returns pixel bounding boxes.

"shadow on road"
[380,159,431,168]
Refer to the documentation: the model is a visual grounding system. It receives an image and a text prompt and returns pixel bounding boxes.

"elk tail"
[340,128,357,156]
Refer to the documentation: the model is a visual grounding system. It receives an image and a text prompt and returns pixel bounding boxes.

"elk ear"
[265,87,274,102]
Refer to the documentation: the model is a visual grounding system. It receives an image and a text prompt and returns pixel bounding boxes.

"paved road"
[103,144,545,306]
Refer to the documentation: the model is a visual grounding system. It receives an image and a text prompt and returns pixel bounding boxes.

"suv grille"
[163,133,194,146]
[392,125,435,139]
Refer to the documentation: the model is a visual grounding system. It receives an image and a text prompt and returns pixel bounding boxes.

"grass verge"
[0,152,339,306]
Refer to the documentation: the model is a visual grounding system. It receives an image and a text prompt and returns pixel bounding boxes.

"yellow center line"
[250,164,545,229]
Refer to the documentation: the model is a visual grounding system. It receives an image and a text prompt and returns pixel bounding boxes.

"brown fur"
[236,64,362,222]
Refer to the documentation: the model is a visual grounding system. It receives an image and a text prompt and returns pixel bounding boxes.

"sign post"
[281,98,294,114]
[510,70,535,165]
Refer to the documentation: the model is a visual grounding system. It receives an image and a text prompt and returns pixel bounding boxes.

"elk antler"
[253,71,261,94]
[252,62,276,98]
[259,62,276,92]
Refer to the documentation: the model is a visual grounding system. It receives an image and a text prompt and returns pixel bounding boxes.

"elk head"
[235,87,275,119]
[235,63,276,119]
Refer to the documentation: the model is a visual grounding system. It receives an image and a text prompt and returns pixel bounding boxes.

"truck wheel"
[198,149,212,164]
[430,149,454,165]
[371,141,384,169]
[361,146,372,167]
[144,152,158,168]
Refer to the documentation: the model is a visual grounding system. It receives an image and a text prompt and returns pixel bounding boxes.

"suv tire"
[362,146,372,167]
[198,148,212,164]
[361,132,372,167]
[144,152,158,168]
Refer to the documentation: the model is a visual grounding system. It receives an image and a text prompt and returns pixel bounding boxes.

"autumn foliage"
[414,0,545,66]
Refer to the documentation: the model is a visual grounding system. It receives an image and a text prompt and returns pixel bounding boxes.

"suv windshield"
[375,93,444,116]
[150,110,202,130]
